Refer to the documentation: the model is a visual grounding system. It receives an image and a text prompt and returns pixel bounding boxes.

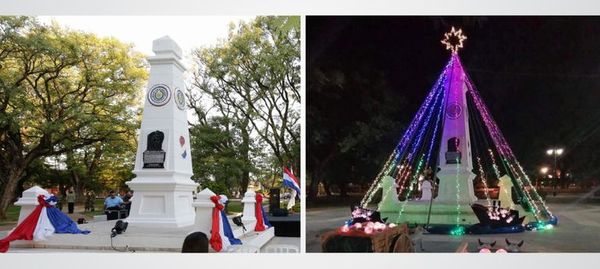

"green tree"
[307,67,406,199]
[0,16,147,219]
[64,129,139,199]
[189,16,300,194]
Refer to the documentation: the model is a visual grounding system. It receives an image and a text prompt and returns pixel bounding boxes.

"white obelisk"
[126,36,198,227]
[435,54,477,204]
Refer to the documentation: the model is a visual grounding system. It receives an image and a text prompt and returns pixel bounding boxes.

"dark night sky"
[307,16,600,179]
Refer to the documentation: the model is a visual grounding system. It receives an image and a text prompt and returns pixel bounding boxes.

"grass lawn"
[0,205,20,226]
[227,200,244,214]
[81,199,107,218]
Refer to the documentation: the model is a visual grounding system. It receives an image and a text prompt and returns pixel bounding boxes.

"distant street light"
[538,167,549,187]
[546,148,564,156]
[546,147,564,191]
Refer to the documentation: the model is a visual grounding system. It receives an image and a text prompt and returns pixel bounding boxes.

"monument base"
[380,200,478,225]
[380,199,535,226]
[6,218,274,253]
[126,173,198,228]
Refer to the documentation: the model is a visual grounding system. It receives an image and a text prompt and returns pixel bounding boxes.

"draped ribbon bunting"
[254,194,272,231]
[209,195,224,252]
[254,194,266,231]
[0,196,49,252]
[1,195,91,253]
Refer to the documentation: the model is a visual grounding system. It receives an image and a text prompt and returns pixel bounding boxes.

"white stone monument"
[126,36,198,228]
[420,180,433,201]
[379,55,479,225]
[14,186,49,224]
[435,55,477,204]
[192,188,216,235]
[497,175,516,209]
[241,190,257,225]
[378,176,399,211]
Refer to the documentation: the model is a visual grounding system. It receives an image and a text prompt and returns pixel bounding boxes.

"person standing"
[56,191,64,211]
[122,190,134,216]
[66,187,76,214]
[85,191,95,212]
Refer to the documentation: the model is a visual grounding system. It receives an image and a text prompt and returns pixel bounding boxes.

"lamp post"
[546,148,563,191]
[539,167,549,188]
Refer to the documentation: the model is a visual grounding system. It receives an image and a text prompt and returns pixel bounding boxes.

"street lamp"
[546,147,564,190]
[538,167,549,188]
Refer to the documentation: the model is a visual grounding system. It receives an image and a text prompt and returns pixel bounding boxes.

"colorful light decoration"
[476,156,493,207]
[358,28,555,234]
[361,60,453,207]
[441,27,467,54]
[450,225,466,236]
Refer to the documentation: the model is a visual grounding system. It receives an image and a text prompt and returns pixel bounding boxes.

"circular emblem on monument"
[175,88,186,110]
[446,102,462,119]
[147,84,171,107]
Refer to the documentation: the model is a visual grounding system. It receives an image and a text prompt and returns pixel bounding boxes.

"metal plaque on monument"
[143,131,166,168]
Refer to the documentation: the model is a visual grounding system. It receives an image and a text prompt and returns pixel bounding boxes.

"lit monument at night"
[362,28,555,233]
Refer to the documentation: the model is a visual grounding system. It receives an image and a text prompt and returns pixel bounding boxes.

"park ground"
[307,192,600,252]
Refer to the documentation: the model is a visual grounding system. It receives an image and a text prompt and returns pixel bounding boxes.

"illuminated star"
[441,27,467,54]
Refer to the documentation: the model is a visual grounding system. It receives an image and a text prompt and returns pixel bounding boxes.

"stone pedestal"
[420,180,433,201]
[435,168,477,204]
[192,188,216,236]
[14,186,49,224]
[126,36,198,228]
[241,190,256,225]
[378,176,400,211]
[497,175,516,209]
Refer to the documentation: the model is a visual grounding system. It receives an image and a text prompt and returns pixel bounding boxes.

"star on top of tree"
[441,27,467,54]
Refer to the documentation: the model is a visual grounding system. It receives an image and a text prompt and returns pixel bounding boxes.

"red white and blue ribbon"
[283,167,301,195]
[0,194,90,253]
[208,195,241,252]
[254,194,271,231]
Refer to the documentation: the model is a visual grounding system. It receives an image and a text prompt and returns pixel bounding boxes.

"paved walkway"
[307,194,600,252]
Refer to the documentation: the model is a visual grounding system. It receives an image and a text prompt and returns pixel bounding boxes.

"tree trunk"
[307,171,320,200]
[72,172,85,203]
[0,167,25,220]
[307,146,338,199]
[339,182,348,197]
[323,180,333,196]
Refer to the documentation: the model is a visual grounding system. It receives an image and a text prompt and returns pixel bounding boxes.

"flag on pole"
[283,167,301,194]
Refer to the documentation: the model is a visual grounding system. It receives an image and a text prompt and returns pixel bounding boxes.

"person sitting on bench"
[104,190,124,220]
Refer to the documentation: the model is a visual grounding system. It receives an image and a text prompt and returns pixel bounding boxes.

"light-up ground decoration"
[354,28,556,235]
